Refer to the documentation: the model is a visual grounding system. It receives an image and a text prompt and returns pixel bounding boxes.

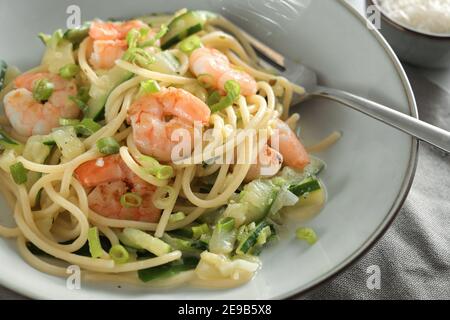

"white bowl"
[0,0,417,299]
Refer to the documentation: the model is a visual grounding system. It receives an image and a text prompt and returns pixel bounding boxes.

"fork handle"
[312,86,450,153]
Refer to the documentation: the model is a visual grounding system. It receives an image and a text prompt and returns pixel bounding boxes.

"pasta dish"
[0,10,333,288]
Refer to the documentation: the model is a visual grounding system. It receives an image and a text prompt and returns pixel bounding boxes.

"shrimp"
[128,87,211,163]
[89,20,148,41]
[3,72,80,137]
[245,119,309,181]
[89,39,128,70]
[271,119,310,170]
[189,47,257,96]
[74,154,161,222]
[245,145,283,182]
[88,20,159,70]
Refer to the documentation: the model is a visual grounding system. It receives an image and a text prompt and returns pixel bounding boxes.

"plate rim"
[278,0,419,300]
[0,0,419,300]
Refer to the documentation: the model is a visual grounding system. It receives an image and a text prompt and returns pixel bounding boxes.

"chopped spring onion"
[10,162,28,185]
[69,87,90,114]
[38,33,51,45]
[168,212,186,224]
[96,137,120,155]
[296,227,317,245]
[179,35,201,54]
[120,193,142,208]
[109,244,129,264]
[122,47,156,68]
[75,118,102,137]
[192,223,209,240]
[217,217,235,233]
[126,28,141,48]
[139,155,174,180]
[88,227,103,258]
[139,24,169,48]
[210,80,240,113]
[139,79,160,94]
[206,90,221,106]
[38,29,64,48]
[58,118,100,137]
[59,118,80,127]
[69,96,89,114]
[59,63,80,79]
[32,79,54,102]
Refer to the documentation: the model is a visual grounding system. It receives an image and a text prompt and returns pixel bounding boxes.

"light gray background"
[1,0,449,300]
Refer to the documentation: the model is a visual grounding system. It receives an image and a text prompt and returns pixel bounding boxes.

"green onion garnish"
[296,227,317,245]
[139,155,174,180]
[139,24,168,48]
[120,192,142,208]
[122,47,156,68]
[38,33,51,45]
[210,80,241,113]
[32,79,54,102]
[75,118,102,137]
[77,86,90,103]
[39,29,63,48]
[126,28,141,49]
[139,80,160,94]
[192,223,210,240]
[217,217,235,233]
[59,118,102,137]
[59,64,80,79]
[96,137,120,155]
[206,90,221,106]
[59,118,80,127]
[109,244,129,264]
[168,212,186,224]
[88,227,103,258]
[10,162,28,185]
[179,35,202,54]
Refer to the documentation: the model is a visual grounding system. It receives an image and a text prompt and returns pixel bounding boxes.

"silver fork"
[217,17,450,153]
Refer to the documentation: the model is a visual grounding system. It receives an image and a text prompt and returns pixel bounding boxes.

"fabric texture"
[300,65,450,300]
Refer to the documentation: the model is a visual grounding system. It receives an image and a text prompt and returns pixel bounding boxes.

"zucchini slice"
[236,221,271,255]
[288,177,321,197]
[160,11,217,50]
[86,66,133,120]
[138,257,199,283]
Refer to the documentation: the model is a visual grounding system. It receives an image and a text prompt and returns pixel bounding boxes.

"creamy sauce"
[377,0,450,35]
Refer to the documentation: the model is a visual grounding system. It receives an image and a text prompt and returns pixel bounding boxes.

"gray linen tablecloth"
[300,64,450,300]
[1,63,448,300]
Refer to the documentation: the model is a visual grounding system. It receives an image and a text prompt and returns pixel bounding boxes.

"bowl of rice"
[367,0,450,68]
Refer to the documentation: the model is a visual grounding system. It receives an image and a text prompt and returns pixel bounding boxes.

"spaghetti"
[0,9,335,289]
